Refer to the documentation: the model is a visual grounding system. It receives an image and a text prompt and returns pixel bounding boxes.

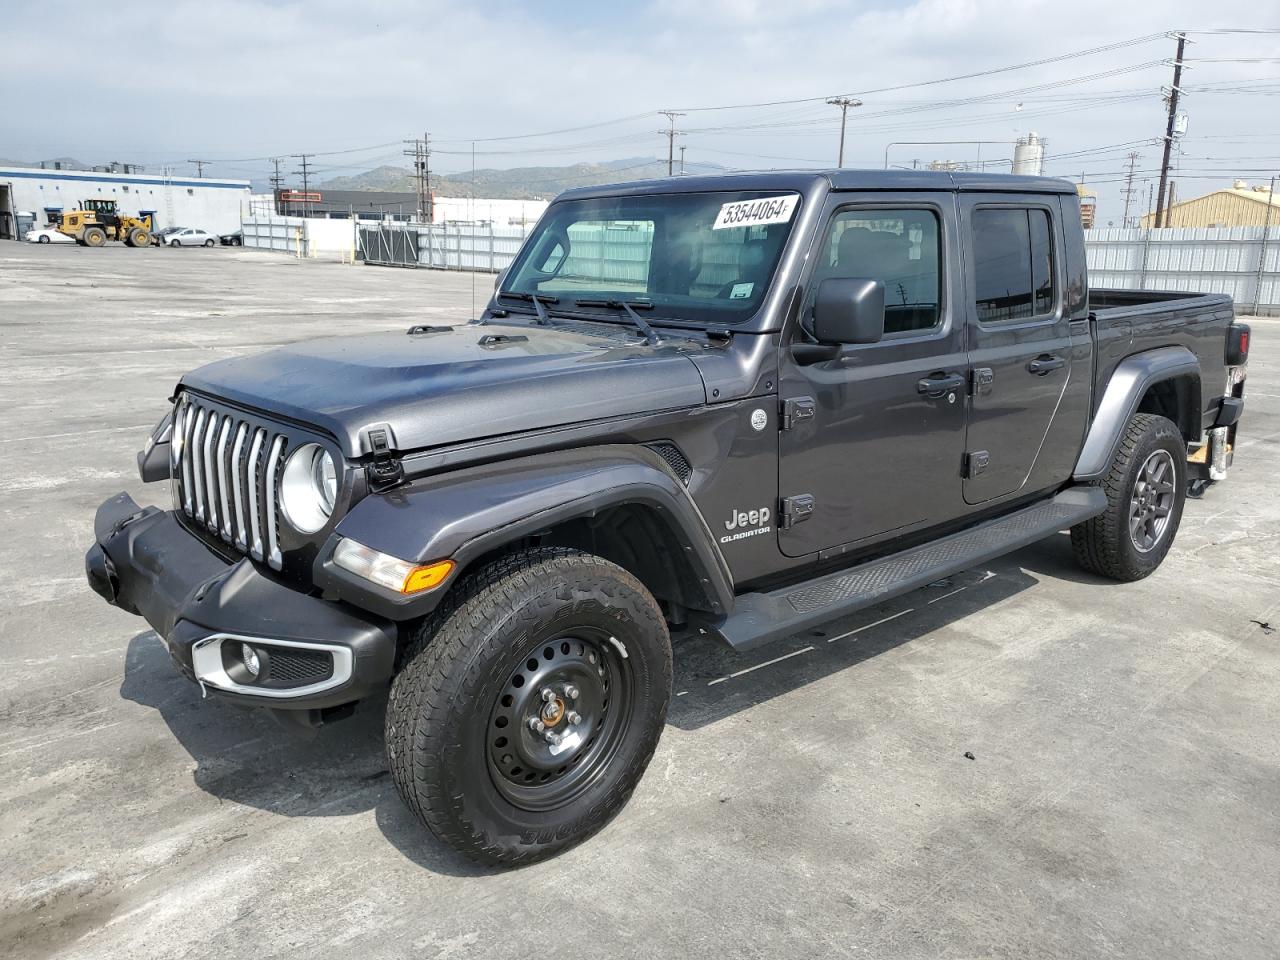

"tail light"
[1226,323,1250,366]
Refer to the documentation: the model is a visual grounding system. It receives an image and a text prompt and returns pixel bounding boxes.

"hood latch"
[366,428,404,493]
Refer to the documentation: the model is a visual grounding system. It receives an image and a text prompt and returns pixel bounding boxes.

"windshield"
[500,190,800,325]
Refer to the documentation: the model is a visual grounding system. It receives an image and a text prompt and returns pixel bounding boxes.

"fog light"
[241,643,261,678]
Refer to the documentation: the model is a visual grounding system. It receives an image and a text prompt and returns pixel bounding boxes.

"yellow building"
[1142,181,1279,228]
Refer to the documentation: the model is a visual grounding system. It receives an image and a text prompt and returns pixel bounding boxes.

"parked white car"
[25,227,74,244]
[163,228,216,247]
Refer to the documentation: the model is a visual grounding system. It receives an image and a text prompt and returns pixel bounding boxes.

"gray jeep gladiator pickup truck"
[86,170,1250,865]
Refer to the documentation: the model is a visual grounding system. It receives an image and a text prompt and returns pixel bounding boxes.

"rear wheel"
[38,235,50,244]
[82,227,107,248]
[1071,413,1187,581]
[386,547,671,867]
[204,238,214,247]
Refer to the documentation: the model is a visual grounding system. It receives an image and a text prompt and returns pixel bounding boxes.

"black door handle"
[1027,355,1065,375]
[917,372,965,397]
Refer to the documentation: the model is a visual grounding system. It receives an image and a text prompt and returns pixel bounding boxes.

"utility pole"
[268,158,285,214]
[1121,152,1141,227]
[403,133,432,223]
[187,159,211,178]
[659,111,685,176]
[1154,31,1188,229]
[826,97,863,167]
[291,154,314,218]
[679,145,686,176]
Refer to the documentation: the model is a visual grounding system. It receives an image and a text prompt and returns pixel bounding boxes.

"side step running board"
[711,487,1106,652]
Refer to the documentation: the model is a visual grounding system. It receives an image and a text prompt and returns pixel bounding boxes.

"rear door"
[959,195,1087,504]
[777,193,969,558]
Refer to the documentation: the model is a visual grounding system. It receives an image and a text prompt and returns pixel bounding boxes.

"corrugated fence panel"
[1084,226,1279,316]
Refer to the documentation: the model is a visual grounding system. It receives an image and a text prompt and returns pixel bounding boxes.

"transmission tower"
[1121,152,1141,227]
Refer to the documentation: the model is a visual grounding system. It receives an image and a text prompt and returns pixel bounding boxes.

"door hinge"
[779,494,816,528]
[366,427,404,492]
[963,450,991,478]
[971,367,994,396]
[780,396,815,431]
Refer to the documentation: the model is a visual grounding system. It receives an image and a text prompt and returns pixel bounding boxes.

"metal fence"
[353,220,1280,317]
[243,217,304,255]
[1085,226,1279,316]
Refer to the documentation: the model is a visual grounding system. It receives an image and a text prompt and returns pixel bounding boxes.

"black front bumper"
[86,492,398,710]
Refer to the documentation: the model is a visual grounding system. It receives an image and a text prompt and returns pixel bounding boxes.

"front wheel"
[38,235,50,244]
[170,239,181,247]
[1071,412,1187,581]
[386,547,672,867]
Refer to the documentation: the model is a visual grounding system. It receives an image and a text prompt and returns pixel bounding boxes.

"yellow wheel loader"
[57,200,154,247]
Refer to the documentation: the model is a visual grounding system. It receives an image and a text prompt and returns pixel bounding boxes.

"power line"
[669,33,1169,113]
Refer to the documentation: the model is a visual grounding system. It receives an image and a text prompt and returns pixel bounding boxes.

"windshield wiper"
[496,290,559,325]
[573,298,661,346]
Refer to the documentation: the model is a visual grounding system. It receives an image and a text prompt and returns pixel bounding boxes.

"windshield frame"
[494,188,806,331]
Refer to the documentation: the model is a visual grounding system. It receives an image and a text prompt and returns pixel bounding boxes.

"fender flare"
[1074,345,1200,481]
[313,445,735,622]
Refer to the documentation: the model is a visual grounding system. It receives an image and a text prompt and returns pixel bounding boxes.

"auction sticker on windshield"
[713,194,799,230]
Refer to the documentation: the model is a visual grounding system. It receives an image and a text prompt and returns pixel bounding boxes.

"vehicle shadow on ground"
[118,634,490,877]
[116,534,1087,873]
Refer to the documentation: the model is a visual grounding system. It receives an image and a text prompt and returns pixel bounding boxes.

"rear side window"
[972,208,1057,322]
[811,208,942,334]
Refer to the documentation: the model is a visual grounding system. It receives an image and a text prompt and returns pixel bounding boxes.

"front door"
[960,196,1084,504]
[778,195,969,558]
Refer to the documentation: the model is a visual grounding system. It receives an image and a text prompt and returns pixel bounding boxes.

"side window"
[812,208,942,334]
[972,208,1057,323]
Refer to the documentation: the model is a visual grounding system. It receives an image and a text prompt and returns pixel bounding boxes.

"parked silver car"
[163,227,215,247]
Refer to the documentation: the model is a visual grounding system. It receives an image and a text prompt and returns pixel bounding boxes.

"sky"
[3,0,1279,222]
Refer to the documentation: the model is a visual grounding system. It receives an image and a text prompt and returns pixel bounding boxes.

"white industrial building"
[0,165,251,240]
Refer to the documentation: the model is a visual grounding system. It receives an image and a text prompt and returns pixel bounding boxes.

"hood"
[180,322,709,457]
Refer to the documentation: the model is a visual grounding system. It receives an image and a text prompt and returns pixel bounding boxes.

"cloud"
[2,0,1278,218]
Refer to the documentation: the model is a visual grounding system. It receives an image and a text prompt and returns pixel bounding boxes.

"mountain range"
[319,157,731,199]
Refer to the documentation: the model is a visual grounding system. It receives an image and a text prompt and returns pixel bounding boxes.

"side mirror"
[813,278,885,345]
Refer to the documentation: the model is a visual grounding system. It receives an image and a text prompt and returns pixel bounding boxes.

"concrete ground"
[2,241,1278,960]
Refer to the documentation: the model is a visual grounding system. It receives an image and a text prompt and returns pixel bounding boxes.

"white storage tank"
[1013,132,1045,176]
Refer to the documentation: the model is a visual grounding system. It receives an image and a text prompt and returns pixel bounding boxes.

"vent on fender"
[644,441,692,485]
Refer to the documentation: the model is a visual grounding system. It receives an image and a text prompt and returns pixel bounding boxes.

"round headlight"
[280,443,338,534]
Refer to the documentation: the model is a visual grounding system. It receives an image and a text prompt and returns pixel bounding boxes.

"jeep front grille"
[174,395,289,570]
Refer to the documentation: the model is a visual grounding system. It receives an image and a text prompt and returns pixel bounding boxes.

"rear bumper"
[86,492,397,710]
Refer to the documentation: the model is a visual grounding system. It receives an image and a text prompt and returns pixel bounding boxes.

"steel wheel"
[1128,449,1176,553]
[486,631,632,812]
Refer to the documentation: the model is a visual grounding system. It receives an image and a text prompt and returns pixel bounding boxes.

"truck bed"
[1087,288,1235,433]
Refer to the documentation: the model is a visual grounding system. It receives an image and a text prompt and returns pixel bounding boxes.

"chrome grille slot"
[247,427,266,561]
[264,434,287,570]
[231,423,249,550]
[216,416,234,541]
[173,394,296,572]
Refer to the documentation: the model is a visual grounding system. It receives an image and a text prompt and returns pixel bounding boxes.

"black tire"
[386,547,672,867]
[38,235,50,244]
[204,238,214,247]
[1071,412,1187,581]
[129,227,151,247]
[83,227,107,248]
[170,239,181,247]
